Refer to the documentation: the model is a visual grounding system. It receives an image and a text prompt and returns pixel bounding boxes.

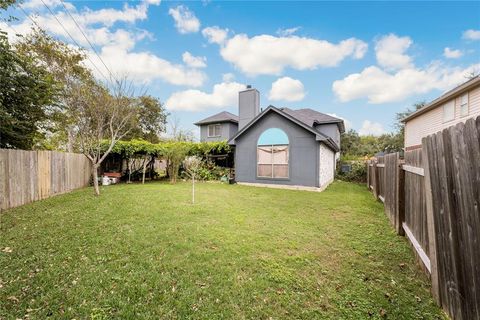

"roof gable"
[194,111,238,125]
[229,106,339,152]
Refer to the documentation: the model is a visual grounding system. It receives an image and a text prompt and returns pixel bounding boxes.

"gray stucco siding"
[199,122,238,142]
[234,111,320,187]
[315,123,340,149]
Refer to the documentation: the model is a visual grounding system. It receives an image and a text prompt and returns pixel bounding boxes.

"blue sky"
[2,1,480,138]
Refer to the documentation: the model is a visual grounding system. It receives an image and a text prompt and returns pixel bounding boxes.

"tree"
[0,0,15,10]
[169,115,195,142]
[15,28,93,151]
[161,142,188,184]
[124,95,168,143]
[0,29,57,149]
[340,129,361,156]
[73,79,141,195]
[183,156,202,204]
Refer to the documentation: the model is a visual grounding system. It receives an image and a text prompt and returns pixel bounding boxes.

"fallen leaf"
[2,247,12,253]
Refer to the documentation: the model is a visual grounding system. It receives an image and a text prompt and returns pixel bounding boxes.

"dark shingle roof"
[194,111,239,125]
[228,106,343,152]
[281,108,345,133]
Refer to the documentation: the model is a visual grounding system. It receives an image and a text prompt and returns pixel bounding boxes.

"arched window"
[257,128,289,178]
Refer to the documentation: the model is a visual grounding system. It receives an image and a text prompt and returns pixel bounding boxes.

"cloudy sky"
[2,1,480,137]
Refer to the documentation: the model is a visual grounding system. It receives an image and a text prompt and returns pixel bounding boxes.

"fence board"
[424,117,480,320]
[0,150,7,210]
[404,149,429,258]
[365,116,480,320]
[377,157,385,201]
[422,139,440,303]
[0,149,91,211]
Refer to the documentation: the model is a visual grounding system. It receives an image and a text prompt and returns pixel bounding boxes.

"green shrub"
[197,161,230,181]
[336,161,367,183]
[180,160,229,181]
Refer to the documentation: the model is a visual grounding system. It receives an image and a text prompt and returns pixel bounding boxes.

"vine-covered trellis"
[99,139,232,182]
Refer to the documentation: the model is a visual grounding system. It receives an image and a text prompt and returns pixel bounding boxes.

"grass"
[1,181,445,319]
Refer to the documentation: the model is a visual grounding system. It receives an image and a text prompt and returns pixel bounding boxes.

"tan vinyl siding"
[405,85,480,147]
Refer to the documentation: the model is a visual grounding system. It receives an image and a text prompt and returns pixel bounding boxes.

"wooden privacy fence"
[367,115,480,320]
[0,149,92,211]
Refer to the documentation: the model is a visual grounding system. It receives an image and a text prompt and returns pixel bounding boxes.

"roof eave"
[194,119,239,126]
[313,120,345,133]
[402,76,480,123]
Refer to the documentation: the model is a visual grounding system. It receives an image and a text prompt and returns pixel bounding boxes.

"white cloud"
[8,1,155,48]
[375,34,413,71]
[333,32,480,104]
[359,120,385,136]
[222,73,235,82]
[202,26,229,44]
[220,34,368,76]
[22,0,74,10]
[327,113,352,131]
[7,1,205,87]
[182,51,207,68]
[443,47,463,59]
[463,29,480,41]
[268,77,305,102]
[144,0,161,5]
[332,63,480,104]
[168,5,200,34]
[87,46,206,86]
[276,26,301,37]
[165,82,246,111]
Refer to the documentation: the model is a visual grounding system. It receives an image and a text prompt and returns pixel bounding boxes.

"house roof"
[402,76,480,123]
[280,108,345,133]
[228,105,341,152]
[194,111,238,125]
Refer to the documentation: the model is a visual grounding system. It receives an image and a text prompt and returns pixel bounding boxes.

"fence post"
[366,160,370,190]
[395,154,405,235]
[372,160,379,200]
[422,138,441,305]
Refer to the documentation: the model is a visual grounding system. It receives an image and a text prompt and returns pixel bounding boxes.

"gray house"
[194,111,239,142]
[195,85,344,190]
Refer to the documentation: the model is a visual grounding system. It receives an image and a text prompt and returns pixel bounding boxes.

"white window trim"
[207,124,222,137]
[443,101,455,123]
[257,144,289,179]
[460,93,469,117]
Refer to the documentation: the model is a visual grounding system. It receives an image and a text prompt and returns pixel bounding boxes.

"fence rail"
[367,115,480,320]
[0,149,92,211]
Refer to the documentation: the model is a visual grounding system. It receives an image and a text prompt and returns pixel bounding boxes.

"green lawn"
[1,181,445,319]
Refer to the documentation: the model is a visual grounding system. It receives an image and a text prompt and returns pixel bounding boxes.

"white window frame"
[460,93,469,117]
[257,144,289,179]
[443,101,455,123]
[207,124,222,137]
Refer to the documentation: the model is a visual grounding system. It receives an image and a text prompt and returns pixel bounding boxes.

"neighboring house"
[403,76,480,150]
[194,85,345,190]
